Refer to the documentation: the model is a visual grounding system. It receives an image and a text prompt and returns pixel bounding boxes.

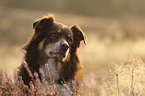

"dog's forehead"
[54,23,72,35]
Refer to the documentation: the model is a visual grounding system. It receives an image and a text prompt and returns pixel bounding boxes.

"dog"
[18,14,86,95]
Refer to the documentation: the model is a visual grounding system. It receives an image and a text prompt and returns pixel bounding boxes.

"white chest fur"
[40,59,60,82]
[40,59,72,95]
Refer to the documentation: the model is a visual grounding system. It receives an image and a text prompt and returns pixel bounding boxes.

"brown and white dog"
[18,14,86,95]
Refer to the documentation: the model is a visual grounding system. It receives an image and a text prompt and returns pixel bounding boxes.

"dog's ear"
[33,20,39,29]
[70,25,86,50]
[33,15,55,33]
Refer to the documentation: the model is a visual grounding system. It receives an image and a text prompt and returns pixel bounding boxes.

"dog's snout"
[60,43,69,51]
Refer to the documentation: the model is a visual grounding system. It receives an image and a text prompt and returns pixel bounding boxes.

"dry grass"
[0,8,145,95]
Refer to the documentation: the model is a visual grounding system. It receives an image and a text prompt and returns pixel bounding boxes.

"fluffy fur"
[18,14,86,94]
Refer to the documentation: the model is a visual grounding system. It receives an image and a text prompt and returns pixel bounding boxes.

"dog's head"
[31,15,86,62]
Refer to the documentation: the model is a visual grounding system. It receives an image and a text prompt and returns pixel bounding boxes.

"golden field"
[0,9,145,95]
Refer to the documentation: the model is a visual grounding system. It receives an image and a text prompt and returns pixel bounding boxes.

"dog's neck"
[40,58,61,82]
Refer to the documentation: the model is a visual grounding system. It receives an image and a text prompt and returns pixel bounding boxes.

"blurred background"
[0,0,145,95]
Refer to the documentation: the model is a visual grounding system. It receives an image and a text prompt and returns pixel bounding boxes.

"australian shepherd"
[18,14,86,95]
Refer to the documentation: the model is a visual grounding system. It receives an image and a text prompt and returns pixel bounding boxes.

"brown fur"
[18,15,86,86]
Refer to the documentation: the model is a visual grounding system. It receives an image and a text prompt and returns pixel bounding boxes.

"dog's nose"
[60,43,69,51]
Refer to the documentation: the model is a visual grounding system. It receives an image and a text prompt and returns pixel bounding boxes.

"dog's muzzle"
[59,43,69,56]
[48,42,69,59]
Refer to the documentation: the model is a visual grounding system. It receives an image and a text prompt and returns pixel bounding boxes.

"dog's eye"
[50,33,57,38]
[67,38,72,43]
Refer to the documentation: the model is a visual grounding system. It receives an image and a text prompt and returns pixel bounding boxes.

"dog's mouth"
[50,51,66,58]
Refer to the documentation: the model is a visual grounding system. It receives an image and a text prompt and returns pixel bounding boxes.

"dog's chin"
[56,55,67,62]
[56,57,65,62]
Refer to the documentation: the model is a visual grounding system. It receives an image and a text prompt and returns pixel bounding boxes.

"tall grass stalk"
[116,73,120,96]
[45,64,59,95]
[39,68,50,93]
[22,61,35,85]
[130,69,134,96]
